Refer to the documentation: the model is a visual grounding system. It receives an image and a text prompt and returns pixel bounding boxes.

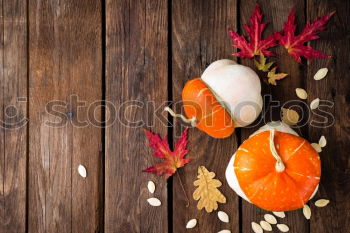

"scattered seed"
[78,165,87,178]
[186,219,197,229]
[218,230,231,233]
[277,224,290,232]
[315,199,330,207]
[217,211,229,223]
[303,204,311,219]
[311,143,322,153]
[310,98,320,110]
[264,214,277,224]
[296,88,308,99]
[252,222,263,233]
[273,211,286,218]
[260,220,272,231]
[147,181,156,194]
[282,108,300,125]
[147,198,161,207]
[319,136,327,148]
[314,68,328,80]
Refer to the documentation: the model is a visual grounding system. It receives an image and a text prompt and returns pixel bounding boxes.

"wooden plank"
[0,4,3,230]
[239,1,309,233]
[172,0,239,232]
[306,0,350,232]
[105,0,168,232]
[0,0,27,232]
[28,1,102,232]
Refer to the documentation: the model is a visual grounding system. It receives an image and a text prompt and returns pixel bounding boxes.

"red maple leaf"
[277,8,335,63]
[143,128,191,178]
[228,4,277,58]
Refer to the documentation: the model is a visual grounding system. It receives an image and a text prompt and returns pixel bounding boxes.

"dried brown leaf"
[254,54,274,72]
[193,166,226,212]
[267,67,288,85]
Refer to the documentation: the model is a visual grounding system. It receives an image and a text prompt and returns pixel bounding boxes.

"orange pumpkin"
[182,78,234,138]
[178,59,263,138]
[226,122,321,211]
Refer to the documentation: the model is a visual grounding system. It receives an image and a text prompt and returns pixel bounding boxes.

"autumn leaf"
[143,128,191,178]
[193,166,226,212]
[267,67,288,85]
[228,4,277,58]
[254,54,274,72]
[276,8,335,63]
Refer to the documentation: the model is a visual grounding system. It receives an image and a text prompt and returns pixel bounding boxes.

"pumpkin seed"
[264,214,277,224]
[319,136,327,147]
[218,230,231,233]
[260,220,272,231]
[315,199,330,207]
[296,88,308,99]
[281,108,300,125]
[147,198,161,207]
[311,143,322,153]
[277,224,290,232]
[147,181,155,194]
[303,204,311,219]
[78,165,87,178]
[251,222,263,233]
[218,211,229,223]
[314,68,328,80]
[273,211,285,218]
[186,219,197,229]
[310,98,320,110]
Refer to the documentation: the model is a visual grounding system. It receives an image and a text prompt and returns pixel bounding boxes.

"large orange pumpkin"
[180,59,263,138]
[226,122,321,211]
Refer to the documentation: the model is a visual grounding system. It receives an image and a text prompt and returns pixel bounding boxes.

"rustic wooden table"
[1,0,349,232]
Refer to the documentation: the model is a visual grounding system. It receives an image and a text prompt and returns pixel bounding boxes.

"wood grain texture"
[0,1,348,232]
[105,0,168,232]
[306,0,350,232]
[171,0,239,232]
[0,0,27,232]
[28,1,102,232]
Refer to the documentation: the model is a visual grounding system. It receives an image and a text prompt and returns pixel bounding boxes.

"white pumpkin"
[201,59,263,127]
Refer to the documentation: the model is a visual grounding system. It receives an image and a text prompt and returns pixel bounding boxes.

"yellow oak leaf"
[254,54,274,72]
[268,67,288,85]
[193,166,226,213]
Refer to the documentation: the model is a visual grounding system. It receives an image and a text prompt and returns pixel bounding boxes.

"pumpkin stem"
[269,129,285,172]
[164,107,196,127]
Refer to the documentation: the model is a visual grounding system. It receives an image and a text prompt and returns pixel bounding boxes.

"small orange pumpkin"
[226,122,321,211]
[169,59,263,138]
[182,78,234,138]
